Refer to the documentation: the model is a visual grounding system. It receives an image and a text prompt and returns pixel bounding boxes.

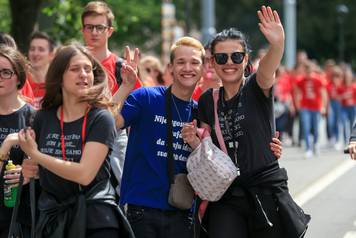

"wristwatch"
[0,153,9,162]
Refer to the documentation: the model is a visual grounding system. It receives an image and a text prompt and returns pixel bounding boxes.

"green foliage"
[0,0,10,32]
[40,0,162,54]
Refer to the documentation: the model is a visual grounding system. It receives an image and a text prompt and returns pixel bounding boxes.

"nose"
[183,62,192,71]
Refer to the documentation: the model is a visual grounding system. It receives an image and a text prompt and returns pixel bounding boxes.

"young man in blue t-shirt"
[115,36,205,238]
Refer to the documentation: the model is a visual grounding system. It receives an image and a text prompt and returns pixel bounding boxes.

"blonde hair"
[170,36,205,64]
[81,1,115,27]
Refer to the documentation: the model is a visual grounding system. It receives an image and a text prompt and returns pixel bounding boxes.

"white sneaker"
[305,150,313,159]
[334,142,343,151]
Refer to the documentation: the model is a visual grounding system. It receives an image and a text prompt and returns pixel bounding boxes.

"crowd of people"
[273,51,356,158]
[0,1,355,238]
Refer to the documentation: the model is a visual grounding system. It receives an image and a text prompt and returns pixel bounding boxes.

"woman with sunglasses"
[182,6,310,238]
[16,44,129,237]
[0,46,35,238]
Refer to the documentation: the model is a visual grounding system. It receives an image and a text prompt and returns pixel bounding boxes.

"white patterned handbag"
[187,89,239,201]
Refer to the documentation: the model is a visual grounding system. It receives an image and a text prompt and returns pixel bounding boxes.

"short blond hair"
[170,36,205,64]
[81,1,115,27]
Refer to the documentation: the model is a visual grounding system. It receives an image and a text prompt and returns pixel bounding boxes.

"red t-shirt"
[101,53,141,95]
[19,79,35,105]
[27,74,46,109]
[326,81,343,101]
[296,72,325,111]
[340,83,356,106]
[275,72,292,103]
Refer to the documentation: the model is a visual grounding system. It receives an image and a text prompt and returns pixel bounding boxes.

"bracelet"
[0,152,9,162]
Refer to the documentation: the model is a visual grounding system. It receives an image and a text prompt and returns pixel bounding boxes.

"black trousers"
[208,193,284,238]
[126,204,193,238]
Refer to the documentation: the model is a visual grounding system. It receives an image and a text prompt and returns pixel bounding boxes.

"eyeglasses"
[83,24,109,34]
[213,52,245,65]
[0,68,15,79]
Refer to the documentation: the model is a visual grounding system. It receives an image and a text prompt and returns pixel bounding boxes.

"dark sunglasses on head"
[213,52,246,65]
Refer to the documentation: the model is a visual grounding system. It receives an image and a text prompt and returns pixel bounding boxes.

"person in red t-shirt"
[81,1,141,202]
[81,1,141,96]
[340,65,356,144]
[326,64,343,149]
[274,65,294,143]
[27,31,56,109]
[295,61,327,158]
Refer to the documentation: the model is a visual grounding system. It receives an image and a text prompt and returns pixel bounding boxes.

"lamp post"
[283,0,297,69]
[336,4,349,62]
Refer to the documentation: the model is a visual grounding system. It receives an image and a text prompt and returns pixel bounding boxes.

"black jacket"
[195,162,311,238]
[35,179,135,238]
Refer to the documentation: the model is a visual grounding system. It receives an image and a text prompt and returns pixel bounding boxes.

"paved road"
[280,146,356,238]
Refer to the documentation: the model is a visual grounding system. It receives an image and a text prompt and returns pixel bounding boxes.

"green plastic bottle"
[4,160,18,208]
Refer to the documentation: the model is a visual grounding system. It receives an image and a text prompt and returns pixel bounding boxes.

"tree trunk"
[10,0,43,53]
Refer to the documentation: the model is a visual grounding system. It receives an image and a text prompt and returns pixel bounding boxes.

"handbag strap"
[165,86,175,184]
[212,89,228,154]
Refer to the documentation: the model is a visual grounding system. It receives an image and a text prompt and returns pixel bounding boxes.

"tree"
[9,0,44,53]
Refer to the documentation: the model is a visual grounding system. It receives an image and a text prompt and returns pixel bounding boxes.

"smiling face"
[211,39,248,85]
[0,56,18,97]
[169,45,203,90]
[28,38,54,70]
[62,53,94,99]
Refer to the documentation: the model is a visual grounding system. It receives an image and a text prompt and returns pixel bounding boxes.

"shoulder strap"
[165,87,175,184]
[212,89,228,154]
[115,57,124,86]
[8,175,24,238]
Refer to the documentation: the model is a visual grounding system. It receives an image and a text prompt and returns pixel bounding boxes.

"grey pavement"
[278,145,348,198]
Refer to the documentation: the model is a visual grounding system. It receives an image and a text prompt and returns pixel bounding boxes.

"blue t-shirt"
[120,86,196,210]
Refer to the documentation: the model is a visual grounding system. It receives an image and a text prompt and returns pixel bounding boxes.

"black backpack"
[114,56,124,86]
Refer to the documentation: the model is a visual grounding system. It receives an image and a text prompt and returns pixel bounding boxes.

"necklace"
[171,94,191,123]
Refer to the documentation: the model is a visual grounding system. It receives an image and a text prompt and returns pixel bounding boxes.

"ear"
[107,27,114,38]
[167,63,174,75]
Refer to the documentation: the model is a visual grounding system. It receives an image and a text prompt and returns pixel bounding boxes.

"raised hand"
[257,6,285,47]
[121,46,140,89]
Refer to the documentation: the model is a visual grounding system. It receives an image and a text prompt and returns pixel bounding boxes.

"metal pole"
[185,0,191,34]
[201,0,216,44]
[283,0,297,69]
[336,4,349,62]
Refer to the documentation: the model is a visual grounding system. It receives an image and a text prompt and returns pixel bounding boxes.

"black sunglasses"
[213,52,246,65]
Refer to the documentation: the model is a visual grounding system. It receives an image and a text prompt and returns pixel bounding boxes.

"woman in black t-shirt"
[17,44,122,238]
[182,6,310,238]
[0,46,35,238]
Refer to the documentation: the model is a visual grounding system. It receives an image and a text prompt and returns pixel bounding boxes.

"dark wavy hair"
[210,28,253,77]
[41,43,116,114]
[0,45,28,89]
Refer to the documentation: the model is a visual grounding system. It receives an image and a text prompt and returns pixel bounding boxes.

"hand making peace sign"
[120,45,140,90]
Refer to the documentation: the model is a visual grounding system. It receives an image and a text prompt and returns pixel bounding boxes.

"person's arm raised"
[113,46,140,128]
[256,6,285,96]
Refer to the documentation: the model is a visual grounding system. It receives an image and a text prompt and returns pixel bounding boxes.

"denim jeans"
[342,106,356,143]
[300,109,321,151]
[126,204,193,238]
[327,100,342,142]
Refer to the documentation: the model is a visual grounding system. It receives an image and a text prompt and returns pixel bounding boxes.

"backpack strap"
[115,57,124,87]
